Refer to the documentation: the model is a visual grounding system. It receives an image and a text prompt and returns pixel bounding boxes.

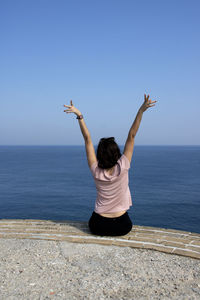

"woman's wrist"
[139,107,144,113]
[75,111,82,117]
[76,114,83,120]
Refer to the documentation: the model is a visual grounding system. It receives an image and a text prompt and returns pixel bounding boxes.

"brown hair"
[96,137,122,169]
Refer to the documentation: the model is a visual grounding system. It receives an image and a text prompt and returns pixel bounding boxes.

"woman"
[64,94,157,236]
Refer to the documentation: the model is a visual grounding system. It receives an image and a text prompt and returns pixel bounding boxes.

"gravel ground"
[0,238,200,300]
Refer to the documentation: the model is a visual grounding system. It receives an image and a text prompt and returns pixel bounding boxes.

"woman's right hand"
[140,94,157,112]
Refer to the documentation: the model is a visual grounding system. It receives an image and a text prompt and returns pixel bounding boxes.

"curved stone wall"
[0,219,199,259]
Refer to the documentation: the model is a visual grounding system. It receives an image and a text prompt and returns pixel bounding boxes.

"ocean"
[0,145,199,233]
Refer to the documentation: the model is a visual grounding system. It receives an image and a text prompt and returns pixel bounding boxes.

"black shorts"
[88,211,132,236]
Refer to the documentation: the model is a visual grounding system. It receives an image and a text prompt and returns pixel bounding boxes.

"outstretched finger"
[144,94,149,102]
[63,105,71,108]
[70,100,73,106]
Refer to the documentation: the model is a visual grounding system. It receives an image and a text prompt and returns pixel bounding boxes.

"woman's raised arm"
[64,100,97,168]
[123,94,157,163]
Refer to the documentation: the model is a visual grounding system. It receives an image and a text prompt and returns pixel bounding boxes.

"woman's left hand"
[63,100,82,117]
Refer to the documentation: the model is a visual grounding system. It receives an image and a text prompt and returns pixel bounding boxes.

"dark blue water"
[0,146,200,233]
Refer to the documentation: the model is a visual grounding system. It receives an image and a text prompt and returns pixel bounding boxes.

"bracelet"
[76,114,83,120]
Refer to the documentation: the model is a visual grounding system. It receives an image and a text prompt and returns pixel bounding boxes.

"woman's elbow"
[85,135,92,144]
[128,132,136,140]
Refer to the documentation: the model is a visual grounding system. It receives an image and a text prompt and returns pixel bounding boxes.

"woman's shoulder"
[117,154,130,170]
[90,154,130,179]
[90,160,98,174]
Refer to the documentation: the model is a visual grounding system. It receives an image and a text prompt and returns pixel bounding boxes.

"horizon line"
[0,144,200,147]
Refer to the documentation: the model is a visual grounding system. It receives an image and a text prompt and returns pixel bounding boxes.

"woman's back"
[90,154,132,217]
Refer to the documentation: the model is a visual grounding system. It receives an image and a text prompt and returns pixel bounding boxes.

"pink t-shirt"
[90,154,132,214]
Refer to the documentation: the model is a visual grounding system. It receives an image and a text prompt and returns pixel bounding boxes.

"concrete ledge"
[0,219,200,260]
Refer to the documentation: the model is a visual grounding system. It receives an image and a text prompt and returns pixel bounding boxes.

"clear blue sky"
[1,0,200,145]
